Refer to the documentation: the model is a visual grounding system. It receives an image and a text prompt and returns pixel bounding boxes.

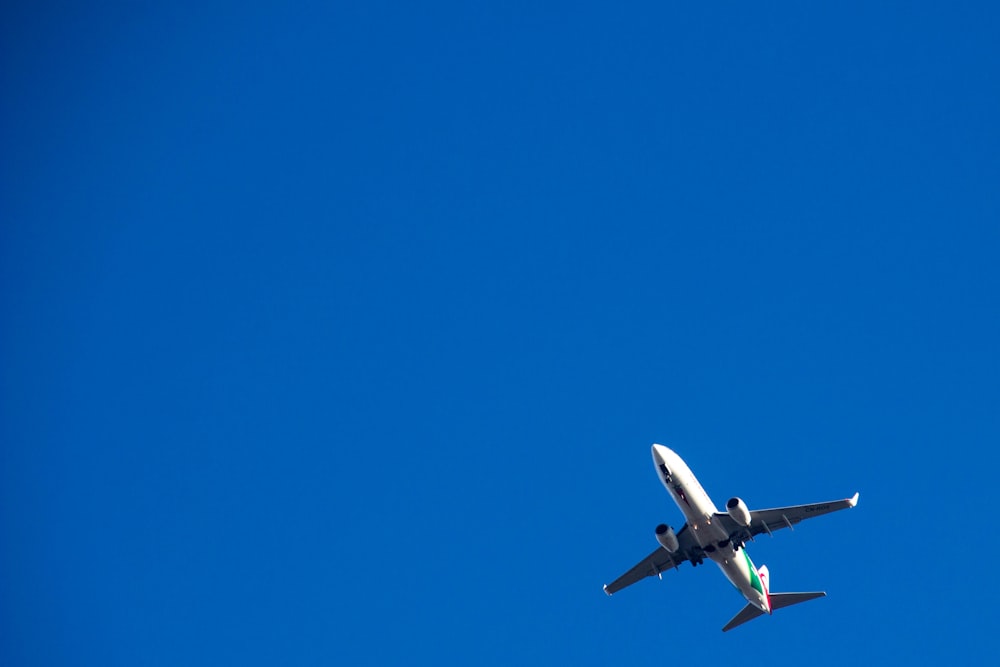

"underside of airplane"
[604,444,859,631]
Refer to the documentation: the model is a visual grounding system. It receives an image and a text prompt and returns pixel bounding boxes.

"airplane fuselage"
[651,444,770,614]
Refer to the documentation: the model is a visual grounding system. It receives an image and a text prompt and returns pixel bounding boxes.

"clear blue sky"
[2,2,998,665]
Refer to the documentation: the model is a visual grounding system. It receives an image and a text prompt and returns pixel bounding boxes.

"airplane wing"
[604,524,699,595]
[715,492,859,542]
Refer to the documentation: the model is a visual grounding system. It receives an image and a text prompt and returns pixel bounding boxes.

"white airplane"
[604,444,859,632]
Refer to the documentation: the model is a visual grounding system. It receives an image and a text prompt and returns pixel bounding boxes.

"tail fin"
[758,565,770,593]
[721,591,826,632]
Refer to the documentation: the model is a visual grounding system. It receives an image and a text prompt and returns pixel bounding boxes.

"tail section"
[758,565,770,596]
[722,565,825,632]
[721,592,826,632]
[768,591,826,610]
[722,603,765,632]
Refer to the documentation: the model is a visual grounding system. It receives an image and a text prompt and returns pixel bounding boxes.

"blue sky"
[2,2,998,665]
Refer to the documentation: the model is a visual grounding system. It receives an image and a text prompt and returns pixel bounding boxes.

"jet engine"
[726,497,751,527]
[654,524,679,552]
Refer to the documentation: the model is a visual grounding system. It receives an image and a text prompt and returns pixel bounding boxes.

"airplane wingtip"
[848,492,859,507]
[603,584,612,596]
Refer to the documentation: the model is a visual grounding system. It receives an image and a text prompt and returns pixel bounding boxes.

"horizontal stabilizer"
[721,592,826,632]
[722,603,765,632]
[769,591,826,610]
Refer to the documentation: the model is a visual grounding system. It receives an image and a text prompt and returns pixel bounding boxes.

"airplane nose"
[651,444,665,467]
[651,444,673,465]
[651,444,673,477]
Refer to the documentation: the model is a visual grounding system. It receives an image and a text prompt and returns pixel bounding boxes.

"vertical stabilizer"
[758,565,770,593]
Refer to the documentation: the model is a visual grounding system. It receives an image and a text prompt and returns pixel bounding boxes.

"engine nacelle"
[726,497,751,527]
[655,524,679,552]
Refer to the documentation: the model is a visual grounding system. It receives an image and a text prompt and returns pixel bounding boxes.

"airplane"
[604,444,859,632]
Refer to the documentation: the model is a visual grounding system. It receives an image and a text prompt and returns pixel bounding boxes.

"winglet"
[603,584,612,596]
[848,492,859,508]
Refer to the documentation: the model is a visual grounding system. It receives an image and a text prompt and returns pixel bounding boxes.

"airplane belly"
[715,553,747,589]
[712,547,768,610]
[685,512,731,549]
